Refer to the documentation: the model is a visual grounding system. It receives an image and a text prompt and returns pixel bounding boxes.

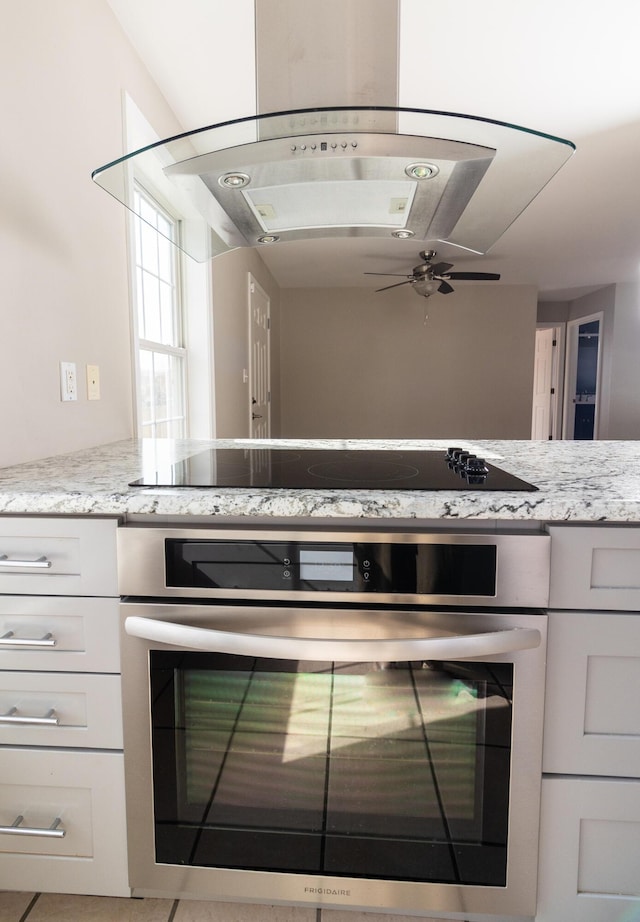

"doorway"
[562,312,603,440]
[248,274,271,438]
[531,325,563,440]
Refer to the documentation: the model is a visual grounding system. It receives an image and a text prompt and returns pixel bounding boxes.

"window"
[132,184,187,438]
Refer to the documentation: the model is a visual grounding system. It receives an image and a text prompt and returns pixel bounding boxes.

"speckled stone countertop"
[0,437,639,522]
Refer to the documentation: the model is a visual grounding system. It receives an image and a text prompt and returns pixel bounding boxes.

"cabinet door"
[543,610,640,776]
[0,596,120,673]
[0,748,129,896]
[0,518,117,597]
[549,525,640,610]
[0,672,122,748]
[537,776,640,922]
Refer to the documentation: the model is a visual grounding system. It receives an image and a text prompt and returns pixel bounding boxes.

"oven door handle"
[124,616,541,661]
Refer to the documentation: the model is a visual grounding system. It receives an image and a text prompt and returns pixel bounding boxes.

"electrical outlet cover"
[60,362,77,401]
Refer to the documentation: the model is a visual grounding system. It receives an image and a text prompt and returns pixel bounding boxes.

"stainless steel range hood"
[92,105,574,263]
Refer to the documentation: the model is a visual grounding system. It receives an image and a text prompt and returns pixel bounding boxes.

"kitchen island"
[1,437,640,521]
[1,438,639,922]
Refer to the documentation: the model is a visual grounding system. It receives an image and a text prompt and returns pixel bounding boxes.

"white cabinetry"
[538,526,640,922]
[0,517,128,896]
[543,610,640,777]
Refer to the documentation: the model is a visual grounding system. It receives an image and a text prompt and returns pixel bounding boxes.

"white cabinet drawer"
[543,610,640,776]
[0,672,122,748]
[537,775,640,921]
[0,517,118,596]
[0,596,120,672]
[549,525,640,610]
[0,748,129,896]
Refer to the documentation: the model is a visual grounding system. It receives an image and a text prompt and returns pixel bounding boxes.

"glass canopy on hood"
[92,106,574,263]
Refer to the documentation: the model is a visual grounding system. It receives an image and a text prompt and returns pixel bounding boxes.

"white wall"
[278,284,538,438]
[0,0,182,467]
[607,282,640,438]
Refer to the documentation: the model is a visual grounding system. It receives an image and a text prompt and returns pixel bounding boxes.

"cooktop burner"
[129,448,538,491]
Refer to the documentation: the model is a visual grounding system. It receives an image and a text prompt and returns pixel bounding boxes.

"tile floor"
[0,892,449,922]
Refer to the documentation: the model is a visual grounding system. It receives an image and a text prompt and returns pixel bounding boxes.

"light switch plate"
[86,364,100,400]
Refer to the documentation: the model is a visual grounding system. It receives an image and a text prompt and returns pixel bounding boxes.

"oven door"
[121,603,547,920]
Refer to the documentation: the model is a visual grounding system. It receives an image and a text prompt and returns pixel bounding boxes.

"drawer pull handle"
[0,631,56,647]
[1,706,59,726]
[0,554,52,569]
[0,815,65,838]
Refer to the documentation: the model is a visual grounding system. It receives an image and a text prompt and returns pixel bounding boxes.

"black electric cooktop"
[129,448,538,491]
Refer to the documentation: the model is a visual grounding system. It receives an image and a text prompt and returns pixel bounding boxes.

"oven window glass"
[150,653,512,886]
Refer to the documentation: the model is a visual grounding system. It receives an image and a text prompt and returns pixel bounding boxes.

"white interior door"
[531,327,555,439]
[248,275,271,438]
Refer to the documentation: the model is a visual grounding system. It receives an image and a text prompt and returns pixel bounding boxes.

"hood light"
[392,230,414,239]
[219,172,250,188]
[257,234,279,244]
[405,162,439,180]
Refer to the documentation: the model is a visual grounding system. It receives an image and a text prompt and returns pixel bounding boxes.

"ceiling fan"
[365,250,501,298]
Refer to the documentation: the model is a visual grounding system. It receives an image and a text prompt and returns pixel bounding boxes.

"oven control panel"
[164,538,497,596]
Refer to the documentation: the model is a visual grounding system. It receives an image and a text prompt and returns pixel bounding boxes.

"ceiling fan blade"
[375,280,413,292]
[429,261,454,275]
[446,272,501,281]
[364,272,413,278]
[438,280,455,295]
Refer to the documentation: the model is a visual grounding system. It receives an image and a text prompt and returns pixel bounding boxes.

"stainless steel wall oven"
[118,526,549,921]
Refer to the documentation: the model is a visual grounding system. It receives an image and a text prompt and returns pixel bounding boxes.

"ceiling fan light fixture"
[405,162,439,180]
[413,278,438,298]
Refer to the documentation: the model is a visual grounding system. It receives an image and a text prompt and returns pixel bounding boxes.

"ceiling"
[106,0,640,301]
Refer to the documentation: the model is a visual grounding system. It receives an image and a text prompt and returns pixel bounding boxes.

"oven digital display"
[165,539,496,595]
[299,549,354,582]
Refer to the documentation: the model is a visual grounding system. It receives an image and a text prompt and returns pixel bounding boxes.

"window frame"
[131,180,189,439]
